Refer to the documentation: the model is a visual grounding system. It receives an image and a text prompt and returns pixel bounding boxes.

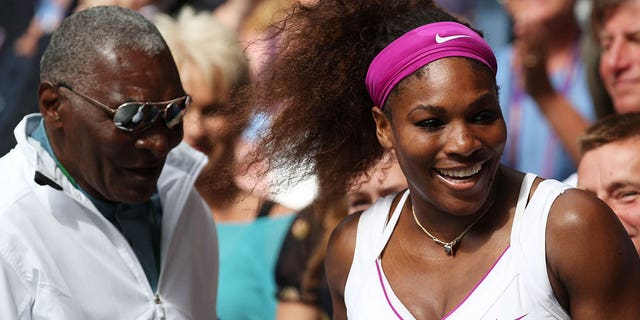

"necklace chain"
[411,197,494,256]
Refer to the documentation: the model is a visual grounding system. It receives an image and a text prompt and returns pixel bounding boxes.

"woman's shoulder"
[328,211,362,253]
[524,175,615,235]
[543,185,627,260]
[327,190,406,267]
[546,184,613,230]
[543,182,640,316]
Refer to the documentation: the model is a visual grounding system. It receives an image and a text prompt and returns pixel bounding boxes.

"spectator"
[497,0,595,180]
[577,112,640,256]
[0,6,218,318]
[154,7,295,319]
[275,177,347,320]
[276,155,407,319]
[563,0,640,186]
[346,154,407,214]
[0,0,75,157]
[592,0,640,114]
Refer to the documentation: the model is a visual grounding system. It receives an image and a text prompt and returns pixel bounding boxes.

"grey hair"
[41,5,168,90]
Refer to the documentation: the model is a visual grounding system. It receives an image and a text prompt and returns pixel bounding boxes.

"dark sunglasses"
[54,83,190,132]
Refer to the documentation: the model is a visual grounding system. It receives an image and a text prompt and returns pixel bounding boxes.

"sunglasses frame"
[53,82,190,132]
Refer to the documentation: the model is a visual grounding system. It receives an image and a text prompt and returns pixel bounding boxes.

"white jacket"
[0,114,218,319]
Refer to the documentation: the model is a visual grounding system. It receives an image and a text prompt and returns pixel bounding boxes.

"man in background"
[577,112,640,257]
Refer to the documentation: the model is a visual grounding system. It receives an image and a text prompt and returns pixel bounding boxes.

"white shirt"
[344,173,570,319]
[0,114,218,319]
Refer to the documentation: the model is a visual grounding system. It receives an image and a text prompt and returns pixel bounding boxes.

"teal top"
[216,214,296,320]
[30,119,162,291]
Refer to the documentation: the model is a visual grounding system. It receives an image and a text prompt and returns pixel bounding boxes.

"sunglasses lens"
[114,103,160,131]
[111,96,189,132]
[164,98,188,128]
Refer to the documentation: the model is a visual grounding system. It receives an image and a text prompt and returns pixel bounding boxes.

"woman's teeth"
[436,163,482,179]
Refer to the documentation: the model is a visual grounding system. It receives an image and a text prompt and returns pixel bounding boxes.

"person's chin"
[120,164,163,185]
[115,176,160,204]
[116,187,157,205]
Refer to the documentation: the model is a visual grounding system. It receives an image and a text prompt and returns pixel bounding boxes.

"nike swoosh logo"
[435,33,470,43]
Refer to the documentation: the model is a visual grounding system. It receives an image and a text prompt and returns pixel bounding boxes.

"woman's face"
[376,57,505,216]
[180,63,239,171]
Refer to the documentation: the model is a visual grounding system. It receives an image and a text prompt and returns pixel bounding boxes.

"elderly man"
[0,6,218,318]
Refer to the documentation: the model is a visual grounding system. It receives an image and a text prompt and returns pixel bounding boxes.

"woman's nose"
[443,122,482,157]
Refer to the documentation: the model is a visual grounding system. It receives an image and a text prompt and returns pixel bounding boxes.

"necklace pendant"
[443,243,454,255]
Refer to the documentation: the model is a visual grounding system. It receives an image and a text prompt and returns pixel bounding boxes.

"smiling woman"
[240,1,640,319]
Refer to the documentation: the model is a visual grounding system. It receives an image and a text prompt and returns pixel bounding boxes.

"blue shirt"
[496,45,595,180]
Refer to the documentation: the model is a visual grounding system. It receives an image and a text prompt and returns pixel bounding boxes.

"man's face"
[598,1,640,113]
[51,47,185,204]
[577,137,640,256]
[502,0,574,27]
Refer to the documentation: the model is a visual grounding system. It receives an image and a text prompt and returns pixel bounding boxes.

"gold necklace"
[411,198,493,256]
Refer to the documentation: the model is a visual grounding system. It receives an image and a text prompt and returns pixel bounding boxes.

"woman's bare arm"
[546,189,640,319]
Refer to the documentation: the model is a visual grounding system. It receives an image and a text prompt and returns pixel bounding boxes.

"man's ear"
[372,106,394,150]
[38,81,63,128]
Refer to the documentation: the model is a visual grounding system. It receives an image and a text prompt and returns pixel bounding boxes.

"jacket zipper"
[154,293,166,319]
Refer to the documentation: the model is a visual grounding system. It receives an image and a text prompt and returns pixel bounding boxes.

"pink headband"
[365,21,497,107]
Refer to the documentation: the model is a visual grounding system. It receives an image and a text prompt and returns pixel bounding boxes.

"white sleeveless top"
[344,173,571,319]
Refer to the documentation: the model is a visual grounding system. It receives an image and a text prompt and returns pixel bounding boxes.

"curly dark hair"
[242,0,476,195]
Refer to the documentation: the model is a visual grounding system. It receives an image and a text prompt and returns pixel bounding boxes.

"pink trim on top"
[375,259,405,320]
[442,245,511,319]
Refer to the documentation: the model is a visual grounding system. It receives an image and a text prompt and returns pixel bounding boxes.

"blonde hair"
[241,0,293,35]
[154,7,249,100]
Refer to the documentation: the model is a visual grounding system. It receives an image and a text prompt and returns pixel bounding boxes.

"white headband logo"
[435,33,471,44]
